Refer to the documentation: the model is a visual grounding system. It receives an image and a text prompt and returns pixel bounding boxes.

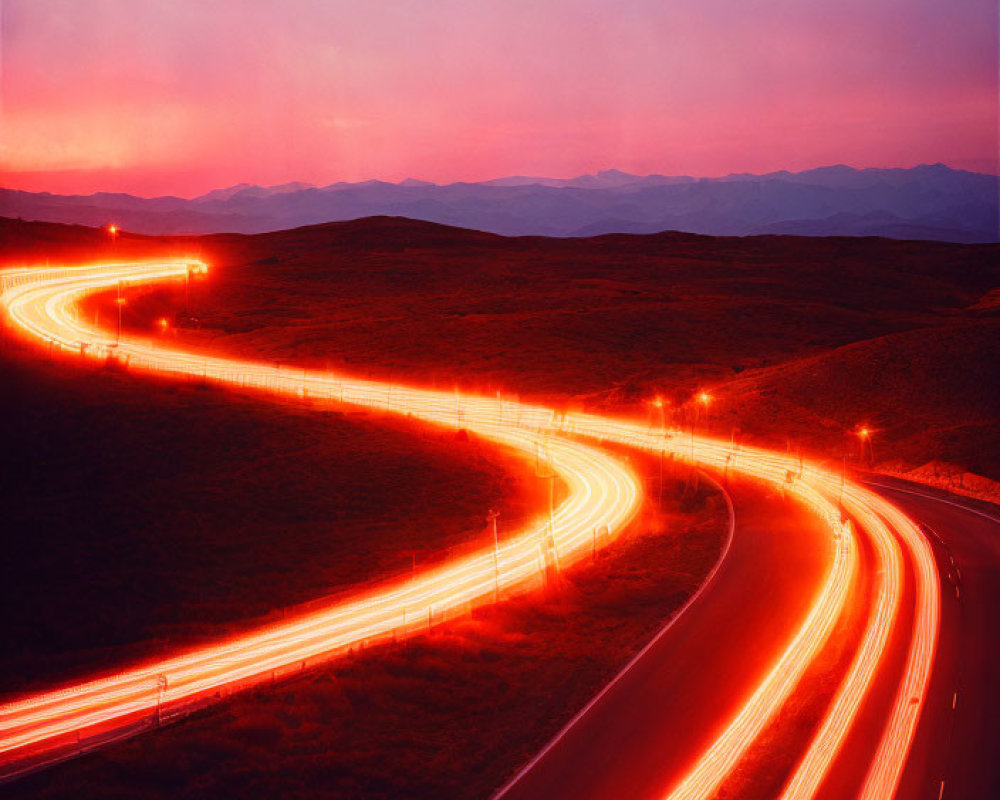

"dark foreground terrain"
[0,343,726,799]
[0,346,548,697]
[1,216,997,797]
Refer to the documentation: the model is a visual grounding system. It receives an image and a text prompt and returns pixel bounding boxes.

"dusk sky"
[1,0,996,197]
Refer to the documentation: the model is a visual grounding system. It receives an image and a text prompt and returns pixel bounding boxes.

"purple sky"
[1,0,996,196]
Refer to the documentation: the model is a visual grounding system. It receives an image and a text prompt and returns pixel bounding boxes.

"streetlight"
[856,426,874,464]
[650,395,668,508]
[698,391,713,430]
[115,280,126,345]
[535,439,559,585]
[107,223,118,240]
[157,317,169,334]
[688,391,712,460]
[183,261,208,316]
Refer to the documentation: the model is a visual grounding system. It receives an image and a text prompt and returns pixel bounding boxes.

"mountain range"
[2,164,996,243]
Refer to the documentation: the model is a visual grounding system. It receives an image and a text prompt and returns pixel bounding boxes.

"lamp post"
[651,396,668,509]
[183,261,208,316]
[535,439,558,584]
[857,426,873,465]
[115,280,126,346]
[698,391,713,430]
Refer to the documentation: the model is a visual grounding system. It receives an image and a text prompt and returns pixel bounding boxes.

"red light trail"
[0,259,941,799]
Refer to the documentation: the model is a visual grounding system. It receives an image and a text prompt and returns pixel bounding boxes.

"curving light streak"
[553,415,863,800]
[0,260,641,761]
[549,416,939,800]
[0,259,940,800]
[778,493,902,800]
[856,489,940,800]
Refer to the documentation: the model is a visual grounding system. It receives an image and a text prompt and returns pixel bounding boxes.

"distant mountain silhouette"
[1,164,996,242]
[193,181,315,203]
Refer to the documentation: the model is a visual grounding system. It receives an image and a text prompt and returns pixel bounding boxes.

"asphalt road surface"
[496,475,999,800]
[865,476,1000,800]
[495,480,834,800]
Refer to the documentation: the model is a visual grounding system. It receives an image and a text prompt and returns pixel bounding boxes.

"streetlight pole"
[840,453,848,515]
[651,396,667,509]
[690,406,696,463]
[115,280,125,346]
[535,439,559,585]
[857,427,873,465]
[698,391,713,431]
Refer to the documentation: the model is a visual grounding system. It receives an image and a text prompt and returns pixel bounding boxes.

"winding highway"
[860,476,1000,800]
[0,257,981,799]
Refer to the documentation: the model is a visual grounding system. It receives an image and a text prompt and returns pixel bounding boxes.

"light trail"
[0,258,940,800]
[856,488,940,800]
[544,414,861,800]
[0,260,641,762]
[548,416,939,800]
[778,495,903,800]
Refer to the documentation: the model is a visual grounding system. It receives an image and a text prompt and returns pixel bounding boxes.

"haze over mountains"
[2,164,996,243]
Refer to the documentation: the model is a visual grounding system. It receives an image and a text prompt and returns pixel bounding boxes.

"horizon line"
[2,161,996,201]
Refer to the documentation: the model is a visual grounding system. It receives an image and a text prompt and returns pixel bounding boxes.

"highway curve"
[863,476,1000,800]
[0,258,955,800]
[494,480,835,800]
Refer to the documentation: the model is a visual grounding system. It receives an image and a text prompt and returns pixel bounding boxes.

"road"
[497,472,998,800]
[864,476,1000,800]
[0,258,961,799]
[495,480,835,800]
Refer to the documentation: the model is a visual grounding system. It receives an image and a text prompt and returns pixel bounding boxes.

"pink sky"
[1,0,997,197]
